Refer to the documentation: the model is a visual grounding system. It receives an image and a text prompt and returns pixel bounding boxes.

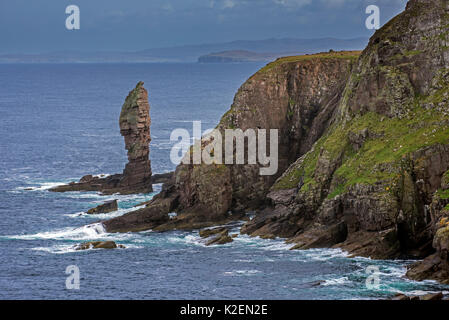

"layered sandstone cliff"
[51,82,154,194]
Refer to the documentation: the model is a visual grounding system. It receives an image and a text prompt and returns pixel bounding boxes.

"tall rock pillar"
[119,81,152,193]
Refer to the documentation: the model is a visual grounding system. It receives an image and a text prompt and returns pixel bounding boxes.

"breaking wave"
[5,223,107,241]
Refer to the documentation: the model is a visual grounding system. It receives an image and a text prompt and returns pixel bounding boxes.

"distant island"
[198,50,278,63]
[0,37,367,63]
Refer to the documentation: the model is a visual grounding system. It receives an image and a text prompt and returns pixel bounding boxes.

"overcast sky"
[0,0,408,54]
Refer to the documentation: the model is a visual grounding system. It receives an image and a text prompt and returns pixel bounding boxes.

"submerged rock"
[87,200,118,214]
[391,292,444,301]
[199,227,228,238]
[420,292,444,301]
[197,227,234,245]
[205,230,233,246]
[75,241,125,250]
[50,82,153,195]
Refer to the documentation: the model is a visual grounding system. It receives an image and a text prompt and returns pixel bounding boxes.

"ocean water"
[0,63,448,300]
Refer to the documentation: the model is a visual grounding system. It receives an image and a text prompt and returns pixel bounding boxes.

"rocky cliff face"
[50,82,153,194]
[103,0,449,284]
[175,51,359,218]
[242,0,449,271]
[103,52,359,232]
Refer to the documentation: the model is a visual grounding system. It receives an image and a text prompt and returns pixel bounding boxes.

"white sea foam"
[31,241,142,254]
[65,205,146,219]
[261,241,294,251]
[16,182,66,191]
[8,223,106,241]
[378,266,407,278]
[166,234,205,247]
[31,245,79,254]
[223,270,261,276]
[92,173,111,179]
[322,277,350,286]
[303,248,349,261]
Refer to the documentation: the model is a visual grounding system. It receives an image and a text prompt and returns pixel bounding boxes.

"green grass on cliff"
[119,81,144,124]
[444,170,449,184]
[218,51,362,130]
[273,103,449,195]
[438,189,449,200]
[258,51,361,74]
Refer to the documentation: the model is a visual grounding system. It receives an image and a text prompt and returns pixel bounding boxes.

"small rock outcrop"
[200,228,234,246]
[391,292,444,301]
[199,227,229,238]
[86,200,118,214]
[50,82,153,194]
[151,172,174,185]
[75,241,124,250]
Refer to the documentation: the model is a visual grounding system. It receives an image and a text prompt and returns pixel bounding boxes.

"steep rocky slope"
[242,0,449,277]
[51,82,154,194]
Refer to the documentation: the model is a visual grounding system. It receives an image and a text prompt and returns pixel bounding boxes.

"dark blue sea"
[0,63,448,299]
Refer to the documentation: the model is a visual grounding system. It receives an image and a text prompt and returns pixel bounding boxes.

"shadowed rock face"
[50,82,153,194]
[87,200,118,214]
[174,52,358,219]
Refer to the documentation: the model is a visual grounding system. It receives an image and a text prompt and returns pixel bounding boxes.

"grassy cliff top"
[257,50,362,74]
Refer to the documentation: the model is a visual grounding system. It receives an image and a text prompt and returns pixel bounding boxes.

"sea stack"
[50,82,154,194]
[118,81,152,193]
